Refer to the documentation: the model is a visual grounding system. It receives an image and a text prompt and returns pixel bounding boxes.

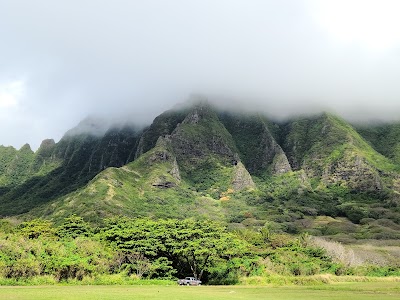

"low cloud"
[1,0,400,149]
[0,80,24,108]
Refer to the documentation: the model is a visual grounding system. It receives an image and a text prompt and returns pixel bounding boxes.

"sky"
[2,0,400,150]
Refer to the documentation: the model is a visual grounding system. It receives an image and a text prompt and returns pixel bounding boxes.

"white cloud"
[1,1,400,149]
[0,80,24,108]
[308,0,400,52]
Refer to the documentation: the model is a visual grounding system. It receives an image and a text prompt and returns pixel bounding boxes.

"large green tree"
[167,219,246,280]
[101,217,247,280]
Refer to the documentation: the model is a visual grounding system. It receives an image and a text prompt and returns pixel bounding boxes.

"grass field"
[1,282,399,300]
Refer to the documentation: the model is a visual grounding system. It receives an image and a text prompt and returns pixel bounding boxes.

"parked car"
[177,277,202,286]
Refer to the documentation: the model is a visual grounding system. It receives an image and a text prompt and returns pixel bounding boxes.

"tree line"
[1,216,398,284]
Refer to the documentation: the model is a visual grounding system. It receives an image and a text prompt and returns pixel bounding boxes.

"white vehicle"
[177,277,202,286]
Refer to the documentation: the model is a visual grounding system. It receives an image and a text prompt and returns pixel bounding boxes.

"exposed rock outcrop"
[232,162,255,191]
[322,154,383,192]
[272,151,292,175]
[134,109,188,159]
[219,112,291,175]
[38,139,55,150]
[171,105,237,162]
[149,136,181,188]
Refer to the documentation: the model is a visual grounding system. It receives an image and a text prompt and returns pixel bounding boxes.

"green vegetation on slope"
[356,122,400,165]
[28,136,224,223]
[2,217,399,286]
[0,126,141,217]
[219,112,290,176]
[136,108,188,157]
[1,103,400,248]
[171,104,240,196]
[0,142,61,188]
[281,113,397,174]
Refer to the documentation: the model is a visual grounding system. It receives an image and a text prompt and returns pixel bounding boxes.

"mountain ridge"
[1,100,400,241]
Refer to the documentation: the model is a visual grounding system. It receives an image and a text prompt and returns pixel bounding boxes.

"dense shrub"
[1,216,399,284]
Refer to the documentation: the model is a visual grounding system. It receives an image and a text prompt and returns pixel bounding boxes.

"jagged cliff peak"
[38,139,55,150]
[19,143,33,153]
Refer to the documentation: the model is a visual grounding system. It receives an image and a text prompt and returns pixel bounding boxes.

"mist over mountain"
[2,1,400,149]
[9,93,400,152]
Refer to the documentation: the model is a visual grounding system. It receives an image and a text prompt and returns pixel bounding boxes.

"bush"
[56,215,93,239]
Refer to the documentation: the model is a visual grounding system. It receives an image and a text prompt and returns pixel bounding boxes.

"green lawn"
[1,283,399,300]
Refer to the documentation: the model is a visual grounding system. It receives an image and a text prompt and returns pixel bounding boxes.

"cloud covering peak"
[1,0,400,149]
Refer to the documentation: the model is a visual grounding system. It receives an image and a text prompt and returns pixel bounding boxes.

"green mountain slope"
[280,113,397,192]
[135,107,188,158]
[219,112,291,177]
[169,103,254,196]
[1,101,399,241]
[29,136,224,223]
[0,142,61,189]
[356,122,400,165]
[0,123,141,216]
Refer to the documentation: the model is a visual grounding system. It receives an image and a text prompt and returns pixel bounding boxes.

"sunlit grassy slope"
[29,136,225,223]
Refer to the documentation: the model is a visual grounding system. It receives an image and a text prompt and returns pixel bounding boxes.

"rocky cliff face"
[272,151,292,175]
[322,153,383,192]
[150,136,181,188]
[132,102,258,195]
[169,104,241,194]
[171,105,237,161]
[279,113,394,193]
[0,141,61,188]
[219,113,291,176]
[0,123,142,216]
[1,100,398,219]
[55,124,140,175]
[135,109,187,158]
[232,162,255,191]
